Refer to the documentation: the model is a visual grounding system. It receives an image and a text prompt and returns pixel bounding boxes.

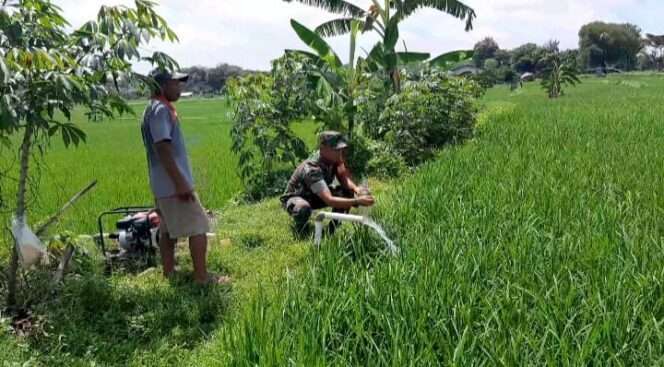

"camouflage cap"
[319,131,348,150]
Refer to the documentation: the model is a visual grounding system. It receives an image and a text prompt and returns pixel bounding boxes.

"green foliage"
[6,70,664,367]
[1,196,305,366]
[473,36,499,67]
[286,0,476,93]
[233,2,480,199]
[367,140,407,178]
[220,74,664,366]
[38,273,229,365]
[541,52,581,98]
[510,42,548,74]
[230,18,377,200]
[0,0,179,145]
[475,58,515,87]
[291,19,342,68]
[354,67,482,171]
[343,133,372,178]
[227,60,309,202]
[181,63,248,94]
[47,232,95,275]
[354,73,391,139]
[480,58,500,85]
[288,20,359,133]
[0,99,248,237]
[499,66,518,84]
[643,33,664,71]
[428,49,474,70]
[0,0,180,309]
[377,71,481,166]
[285,0,476,37]
[469,71,496,90]
[238,233,267,249]
[483,58,499,71]
[579,21,642,70]
[494,49,512,66]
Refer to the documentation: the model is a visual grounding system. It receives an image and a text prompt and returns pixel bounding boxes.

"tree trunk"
[7,125,33,308]
[390,69,401,94]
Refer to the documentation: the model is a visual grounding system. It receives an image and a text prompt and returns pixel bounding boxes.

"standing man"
[141,69,228,285]
[281,131,375,235]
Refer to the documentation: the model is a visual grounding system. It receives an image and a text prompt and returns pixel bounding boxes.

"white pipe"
[314,221,324,247]
[314,211,366,223]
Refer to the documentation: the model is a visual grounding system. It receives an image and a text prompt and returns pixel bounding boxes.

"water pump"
[96,206,160,262]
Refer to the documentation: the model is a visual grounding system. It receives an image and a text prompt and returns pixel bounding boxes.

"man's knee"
[189,233,207,244]
[291,201,313,222]
[159,232,177,246]
[286,196,312,213]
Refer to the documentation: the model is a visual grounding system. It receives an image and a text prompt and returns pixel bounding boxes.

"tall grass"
[219,74,664,365]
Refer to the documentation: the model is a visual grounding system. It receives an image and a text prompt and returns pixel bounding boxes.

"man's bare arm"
[155,141,193,200]
[337,163,362,194]
[318,188,374,209]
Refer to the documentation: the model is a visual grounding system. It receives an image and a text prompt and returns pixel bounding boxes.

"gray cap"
[319,131,348,150]
[150,69,189,85]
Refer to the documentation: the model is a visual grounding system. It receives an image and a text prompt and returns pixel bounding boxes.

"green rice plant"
[4,74,664,366]
[221,74,664,365]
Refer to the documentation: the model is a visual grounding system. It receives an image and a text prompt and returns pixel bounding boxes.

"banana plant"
[540,52,581,98]
[284,0,476,92]
[289,19,366,136]
[429,49,474,69]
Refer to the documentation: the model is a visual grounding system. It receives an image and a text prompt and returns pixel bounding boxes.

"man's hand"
[155,141,194,202]
[355,187,371,196]
[356,195,375,207]
[175,181,195,202]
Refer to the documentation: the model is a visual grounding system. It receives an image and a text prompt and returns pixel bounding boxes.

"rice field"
[2,73,664,365]
[217,73,664,365]
[0,97,316,239]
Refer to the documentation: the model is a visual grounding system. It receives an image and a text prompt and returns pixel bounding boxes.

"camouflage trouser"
[283,187,354,233]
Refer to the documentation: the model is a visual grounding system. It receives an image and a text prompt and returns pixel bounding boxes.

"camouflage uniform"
[280,152,354,233]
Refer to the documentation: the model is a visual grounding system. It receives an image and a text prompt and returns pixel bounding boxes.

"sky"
[53,0,663,72]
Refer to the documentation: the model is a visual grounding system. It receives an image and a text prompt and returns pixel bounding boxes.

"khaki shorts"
[155,193,210,239]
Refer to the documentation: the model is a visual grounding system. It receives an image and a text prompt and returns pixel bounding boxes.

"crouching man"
[281,131,375,235]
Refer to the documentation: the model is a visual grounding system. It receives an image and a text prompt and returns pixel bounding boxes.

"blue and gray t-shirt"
[141,100,194,199]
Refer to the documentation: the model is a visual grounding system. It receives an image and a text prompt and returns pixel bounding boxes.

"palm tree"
[283,0,476,92]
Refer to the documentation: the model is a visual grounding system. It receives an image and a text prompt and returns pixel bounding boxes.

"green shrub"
[343,133,372,179]
[378,71,482,166]
[238,233,267,249]
[355,74,391,140]
[240,168,293,203]
[227,54,312,201]
[367,140,407,179]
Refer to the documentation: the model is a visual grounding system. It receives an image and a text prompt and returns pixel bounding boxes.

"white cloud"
[54,0,662,71]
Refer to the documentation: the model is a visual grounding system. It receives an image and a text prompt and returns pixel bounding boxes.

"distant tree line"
[109,63,252,99]
[180,63,253,95]
[471,21,661,85]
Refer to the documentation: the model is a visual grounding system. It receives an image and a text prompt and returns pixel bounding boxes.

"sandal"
[197,273,232,286]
